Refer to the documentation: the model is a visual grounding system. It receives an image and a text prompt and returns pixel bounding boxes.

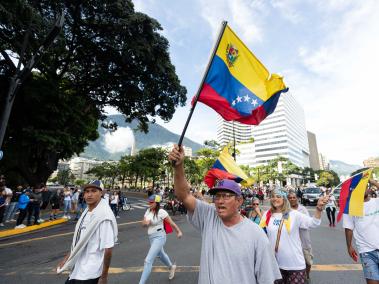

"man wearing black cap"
[57,180,118,284]
[169,145,281,284]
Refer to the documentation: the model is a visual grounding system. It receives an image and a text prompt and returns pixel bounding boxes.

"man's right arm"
[168,145,196,214]
[345,228,358,261]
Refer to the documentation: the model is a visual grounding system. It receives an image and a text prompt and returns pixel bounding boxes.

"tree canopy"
[0,0,187,187]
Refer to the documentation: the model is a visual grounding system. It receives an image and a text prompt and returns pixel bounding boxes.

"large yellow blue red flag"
[204,147,254,188]
[337,168,372,222]
[195,24,288,125]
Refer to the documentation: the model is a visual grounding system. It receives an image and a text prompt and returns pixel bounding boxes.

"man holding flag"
[343,176,379,284]
[169,145,281,284]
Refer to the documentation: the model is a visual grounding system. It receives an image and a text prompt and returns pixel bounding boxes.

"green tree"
[195,148,220,177]
[316,171,335,187]
[0,0,187,187]
[57,168,72,186]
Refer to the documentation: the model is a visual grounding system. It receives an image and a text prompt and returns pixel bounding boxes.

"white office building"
[217,118,253,146]
[252,93,310,168]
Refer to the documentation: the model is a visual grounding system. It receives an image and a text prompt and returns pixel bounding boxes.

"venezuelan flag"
[197,24,288,125]
[337,169,372,222]
[204,147,254,188]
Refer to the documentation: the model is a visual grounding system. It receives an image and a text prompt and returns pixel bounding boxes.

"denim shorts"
[360,249,379,280]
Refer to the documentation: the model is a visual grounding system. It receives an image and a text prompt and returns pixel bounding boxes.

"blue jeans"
[360,249,379,280]
[139,231,173,284]
[64,200,71,215]
[75,203,87,219]
[5,202,18,221]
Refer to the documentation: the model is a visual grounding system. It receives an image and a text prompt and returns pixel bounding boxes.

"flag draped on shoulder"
[204,147,254,188]
[337,168,372,222]
[195,24,288,125]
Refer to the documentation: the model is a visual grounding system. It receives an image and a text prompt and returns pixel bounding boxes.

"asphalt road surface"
[0,197,365,284]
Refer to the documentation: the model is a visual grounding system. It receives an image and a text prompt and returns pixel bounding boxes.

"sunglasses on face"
[252,203,259,205]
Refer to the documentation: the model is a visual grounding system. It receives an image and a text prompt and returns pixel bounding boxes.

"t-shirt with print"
[343,198,379,254]
[188,199,281,284]
[69,212,115,280]
[263,210,321,270]
[296,205,312,249]
[144,208,168,235]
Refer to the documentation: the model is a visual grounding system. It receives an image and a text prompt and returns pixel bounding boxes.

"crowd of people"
[2,149,379,284]
[0,174,126,229]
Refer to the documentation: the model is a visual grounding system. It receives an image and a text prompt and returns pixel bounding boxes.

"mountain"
[329,160,362,176]
[80,114,203,160]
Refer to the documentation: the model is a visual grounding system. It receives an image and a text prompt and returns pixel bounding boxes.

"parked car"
[301,187,323,205]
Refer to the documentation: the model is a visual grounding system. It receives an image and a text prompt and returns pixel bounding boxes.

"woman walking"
[260,189,328,284]
[63,187,72,219]
[139,194,182,284]
[248,197,262,225]
[325,189,337,227]
[110,191,120,218]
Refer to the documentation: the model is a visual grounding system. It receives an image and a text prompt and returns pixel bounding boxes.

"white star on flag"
[232,100,236,106]
[244,95,250,102]
[236,96,242,103]
[251,99,258,106]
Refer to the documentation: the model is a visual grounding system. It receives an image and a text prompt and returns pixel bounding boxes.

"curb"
[0,218,68,238]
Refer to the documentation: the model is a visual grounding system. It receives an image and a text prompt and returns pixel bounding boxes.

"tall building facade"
[217,118,253,146]
[319,153,330,170]
[251,93,310,168]
[307,131,320,170]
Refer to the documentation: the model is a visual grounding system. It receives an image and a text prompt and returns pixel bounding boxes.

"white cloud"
[198,0,263,44]
[103,127,135,153]
[291,0,379,164]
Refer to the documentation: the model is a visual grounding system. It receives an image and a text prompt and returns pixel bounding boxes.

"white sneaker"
[19,224,26,228]
[67,216,71,220]
[116,216,120,218]
[38,219,44,223]
[169,264,176,280]
[63,215,68,219]
[0,223,4,227]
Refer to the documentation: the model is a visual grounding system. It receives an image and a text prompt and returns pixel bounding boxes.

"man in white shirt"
[288,190,313,283]
[57,180,118,284]
[343,179,379,284]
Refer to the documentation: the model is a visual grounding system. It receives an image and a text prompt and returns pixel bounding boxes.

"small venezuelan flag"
[337,168,372,222]
[196,24,288,125]
[204,147,254,188]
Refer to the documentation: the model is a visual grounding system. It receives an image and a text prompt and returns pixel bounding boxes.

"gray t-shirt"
[188,199,281,284]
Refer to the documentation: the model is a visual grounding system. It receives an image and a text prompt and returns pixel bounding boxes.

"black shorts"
[65,277,100,284]
[51,203,60,210]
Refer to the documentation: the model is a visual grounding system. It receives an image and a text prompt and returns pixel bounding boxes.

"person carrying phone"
[343,179,379,284]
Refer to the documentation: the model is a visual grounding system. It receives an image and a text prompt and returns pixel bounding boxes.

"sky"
[108,0,379,165]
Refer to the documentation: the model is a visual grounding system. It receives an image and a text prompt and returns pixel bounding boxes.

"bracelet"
[316,206,323,212]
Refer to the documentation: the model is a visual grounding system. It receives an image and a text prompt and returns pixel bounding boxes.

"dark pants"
[16,208,28,225]
[41,200,50,210]
[0,205,5,223]
[326,207,336,225]
[110,203,118,217]
[65,277,100,283]
[27,202,40,224]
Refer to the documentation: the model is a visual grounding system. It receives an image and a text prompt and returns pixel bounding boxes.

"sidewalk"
[0,209,73,238]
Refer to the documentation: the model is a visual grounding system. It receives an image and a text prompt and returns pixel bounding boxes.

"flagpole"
[176,20,228,148]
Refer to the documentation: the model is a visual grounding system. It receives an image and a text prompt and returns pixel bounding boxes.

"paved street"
[0,197,365,284]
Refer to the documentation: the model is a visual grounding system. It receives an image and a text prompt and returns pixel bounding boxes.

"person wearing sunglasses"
[248,198,262,225]
[260,189,329,284]
[169,145,281,284]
